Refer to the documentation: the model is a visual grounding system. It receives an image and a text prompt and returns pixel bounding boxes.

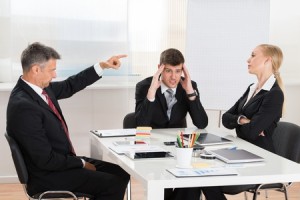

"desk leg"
[146,183,164,200]
[90,136,103,159]
[126,180,131,200]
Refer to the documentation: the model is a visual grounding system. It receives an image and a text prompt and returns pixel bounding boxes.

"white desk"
[90,128,300,200]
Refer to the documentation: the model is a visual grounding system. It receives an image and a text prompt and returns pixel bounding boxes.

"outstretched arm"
[100,54,127,69]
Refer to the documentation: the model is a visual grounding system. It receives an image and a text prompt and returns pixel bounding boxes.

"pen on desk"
[180,131,184,147]
[191,132,200,147]
[195,132,200,141]
[188,134,191,148]
[177,135,182,148]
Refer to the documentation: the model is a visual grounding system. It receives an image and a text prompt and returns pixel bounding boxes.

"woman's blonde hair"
[258,44,285,113]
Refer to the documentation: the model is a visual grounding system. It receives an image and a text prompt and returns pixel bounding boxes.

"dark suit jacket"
[135,77,208,129]
[6,66,101,194]
[222,81,284,152]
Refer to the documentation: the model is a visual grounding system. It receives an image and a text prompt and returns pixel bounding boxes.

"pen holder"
[176,147,193,168]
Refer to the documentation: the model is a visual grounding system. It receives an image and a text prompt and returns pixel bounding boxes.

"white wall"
[270,0,300,82]
[186,0,269,110]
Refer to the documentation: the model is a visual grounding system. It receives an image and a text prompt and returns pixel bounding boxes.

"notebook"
[184,133,233,146]
[209,149,264,164]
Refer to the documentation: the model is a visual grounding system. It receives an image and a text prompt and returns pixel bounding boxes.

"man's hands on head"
[180,65,196,100]
[180,65,194,94]
[100,54,127,69]
[147,65,165,101]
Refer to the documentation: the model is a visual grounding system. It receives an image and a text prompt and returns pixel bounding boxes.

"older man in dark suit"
[6,42,129,200]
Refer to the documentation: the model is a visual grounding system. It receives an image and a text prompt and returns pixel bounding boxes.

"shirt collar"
[249,75,276,93]
[262,75,276,91]
[21,77,44,96]
[160,82,177,94]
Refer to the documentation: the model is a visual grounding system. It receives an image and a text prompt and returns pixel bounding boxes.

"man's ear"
[31,64,40,75]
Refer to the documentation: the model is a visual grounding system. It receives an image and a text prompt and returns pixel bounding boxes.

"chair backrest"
[272,121,300,163]
[123,112,137,128]
[5,132,28,184]
[5,132,94,199]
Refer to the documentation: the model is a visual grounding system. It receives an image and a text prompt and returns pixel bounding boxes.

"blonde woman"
[203,44,284,200]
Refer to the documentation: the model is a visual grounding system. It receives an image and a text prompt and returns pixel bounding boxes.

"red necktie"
[42,90,76,155]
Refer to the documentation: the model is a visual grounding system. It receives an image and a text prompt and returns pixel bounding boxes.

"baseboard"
[0,176,18,183]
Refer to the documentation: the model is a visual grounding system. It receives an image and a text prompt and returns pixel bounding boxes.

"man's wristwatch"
[186,90,198,97]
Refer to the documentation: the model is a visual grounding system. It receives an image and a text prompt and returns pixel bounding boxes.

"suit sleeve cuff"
[80,158,86,168]
[93,63,104,77]
[147,97,155,102]
[237,115,246,125]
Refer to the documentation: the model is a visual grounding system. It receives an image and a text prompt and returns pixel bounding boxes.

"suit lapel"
[157,87,168,118]
[17,78,49,110]
[43,88,67,125]
[243,90,266,109]
[238,95,247,112]
[175,84,184,103]
[18,78,65,122]
[43,88,63,114]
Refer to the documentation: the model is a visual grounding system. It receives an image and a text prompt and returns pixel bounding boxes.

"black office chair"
[123,112,137,129]
[242,121,300,200]
[122,112,137,200]
[5,132,93,200]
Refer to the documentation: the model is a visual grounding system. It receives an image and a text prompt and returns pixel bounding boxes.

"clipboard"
[90,129,136,138]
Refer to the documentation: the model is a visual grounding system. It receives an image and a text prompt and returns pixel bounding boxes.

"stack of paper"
[135,126,152,143]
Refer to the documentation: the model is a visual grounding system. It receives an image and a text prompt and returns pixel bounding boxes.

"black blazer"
[6,66,101,194]
[135,77,208,129]
[222,81,284,152]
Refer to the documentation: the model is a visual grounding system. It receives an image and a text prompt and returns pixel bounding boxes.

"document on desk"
[109,144,168,155]
[167,167,238,177]
[90,129,136,137]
